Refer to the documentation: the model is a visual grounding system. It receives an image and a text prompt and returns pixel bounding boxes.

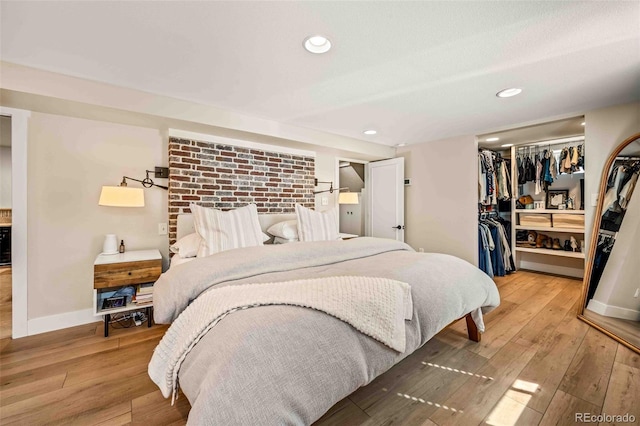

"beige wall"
[314,153,339,212]
[397,135,478,265]
[27,112,168,319]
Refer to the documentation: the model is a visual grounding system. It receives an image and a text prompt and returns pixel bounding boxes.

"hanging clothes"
[479,150,511,205]
[478,213,514,277]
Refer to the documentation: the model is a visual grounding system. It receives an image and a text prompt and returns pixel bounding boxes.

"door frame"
[1,107,30,338]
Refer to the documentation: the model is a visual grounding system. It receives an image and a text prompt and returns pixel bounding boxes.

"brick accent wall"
[168,137,315,243]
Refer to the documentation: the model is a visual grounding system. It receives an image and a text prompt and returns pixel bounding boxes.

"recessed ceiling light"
[303,35,331,54]
[363,129,377,135]
[396,143,406,147]
[581,121,585,126]
[501,143,514,147]
[486,137,500,142]
[496,88,522,98]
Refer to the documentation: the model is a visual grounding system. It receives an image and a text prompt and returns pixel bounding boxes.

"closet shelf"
[514,225,585,233]
[515,209,585,214]
[515,247,585,259]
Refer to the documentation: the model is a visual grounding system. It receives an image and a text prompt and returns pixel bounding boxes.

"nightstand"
[93,249,162,337]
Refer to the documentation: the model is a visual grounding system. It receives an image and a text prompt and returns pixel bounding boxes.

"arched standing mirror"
[579,132,640,353]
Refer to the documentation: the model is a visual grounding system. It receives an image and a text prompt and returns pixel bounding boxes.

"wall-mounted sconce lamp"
[98,167,168,253]
[313,178,348,195]
[98,167,169,207]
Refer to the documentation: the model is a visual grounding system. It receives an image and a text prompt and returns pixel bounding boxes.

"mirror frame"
[577,131,640,354]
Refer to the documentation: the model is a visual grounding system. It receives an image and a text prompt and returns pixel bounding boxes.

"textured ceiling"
[1,1,638,147]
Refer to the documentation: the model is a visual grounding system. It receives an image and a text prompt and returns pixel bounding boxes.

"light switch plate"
[591,193,599,207]
[321,197,329,206]
[158,223,167,235]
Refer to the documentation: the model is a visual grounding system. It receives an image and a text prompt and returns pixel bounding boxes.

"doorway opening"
[0,115,12,339]
[337,160,366,237]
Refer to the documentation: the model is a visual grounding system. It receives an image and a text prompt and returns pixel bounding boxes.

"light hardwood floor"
[0,271,638,425]
[0,267,11,340]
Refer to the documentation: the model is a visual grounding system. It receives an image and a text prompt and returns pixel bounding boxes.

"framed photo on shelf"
[546,189,569,209]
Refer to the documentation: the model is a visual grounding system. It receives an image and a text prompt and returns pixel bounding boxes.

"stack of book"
[135,283,154,306]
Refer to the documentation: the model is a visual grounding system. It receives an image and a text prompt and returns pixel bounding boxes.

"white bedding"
[170,256,196,268]
[151,238,500,425]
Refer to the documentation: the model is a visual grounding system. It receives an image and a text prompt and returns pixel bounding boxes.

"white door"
[365,157,404,241]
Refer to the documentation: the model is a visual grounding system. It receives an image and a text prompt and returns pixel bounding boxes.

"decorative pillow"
[190,203,264,257]
[295,204,339,242]
[267,220,299,240]
[169,232,201,258]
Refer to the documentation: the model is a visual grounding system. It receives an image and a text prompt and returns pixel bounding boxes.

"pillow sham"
[295,204,339,242]
[169,232,201,258]
[190,203,264,257]
[266,220,299,240]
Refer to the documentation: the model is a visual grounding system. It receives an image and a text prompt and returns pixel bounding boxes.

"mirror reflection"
[581,134,640,351]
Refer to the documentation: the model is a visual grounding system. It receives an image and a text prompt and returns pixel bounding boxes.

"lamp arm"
[122,176,168,190]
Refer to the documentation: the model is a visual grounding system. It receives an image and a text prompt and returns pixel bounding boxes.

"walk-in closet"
[478,117,586,278]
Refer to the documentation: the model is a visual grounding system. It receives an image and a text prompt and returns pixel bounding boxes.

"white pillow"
[295,204,339,242]
[169,232,201,258]
[190,203,264,257]
[267,220,299,240]
[262,232,271,243]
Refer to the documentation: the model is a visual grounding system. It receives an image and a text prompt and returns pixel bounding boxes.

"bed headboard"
[176,213,296,241]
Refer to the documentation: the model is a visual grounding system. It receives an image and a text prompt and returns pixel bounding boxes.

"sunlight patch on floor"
[396,392,463,413]
[422,362,494,380]
[485,379,538,426]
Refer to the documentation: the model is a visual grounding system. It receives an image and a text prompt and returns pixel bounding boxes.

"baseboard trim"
[27,309,97,336]
[586,299,640,321]
[517,259,584,279]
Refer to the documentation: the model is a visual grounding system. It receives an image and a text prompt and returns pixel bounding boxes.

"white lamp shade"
[99,186,145,207]
[338,192,359,205]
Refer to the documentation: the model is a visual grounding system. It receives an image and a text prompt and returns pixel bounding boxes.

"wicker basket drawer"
[519,213,551,227]
[553,213,585,229]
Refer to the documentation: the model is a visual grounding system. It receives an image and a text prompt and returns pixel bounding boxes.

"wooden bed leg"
[465,313,481,342]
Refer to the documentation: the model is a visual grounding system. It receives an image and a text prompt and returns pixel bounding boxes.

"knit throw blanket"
[148,276,413,402]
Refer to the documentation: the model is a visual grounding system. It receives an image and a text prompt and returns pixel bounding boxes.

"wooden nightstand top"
[94,249,161,265]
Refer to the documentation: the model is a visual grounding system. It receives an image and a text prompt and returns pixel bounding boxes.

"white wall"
[397,135,478,265]
[27,112,168,321]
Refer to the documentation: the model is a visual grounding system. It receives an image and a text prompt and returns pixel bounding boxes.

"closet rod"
[513,135,584,148]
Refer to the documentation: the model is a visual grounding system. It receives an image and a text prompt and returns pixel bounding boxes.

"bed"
[150,210,500,425]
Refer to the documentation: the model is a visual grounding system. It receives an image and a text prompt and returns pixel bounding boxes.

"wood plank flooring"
[0,267,11,340]
[1,270,638,425]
